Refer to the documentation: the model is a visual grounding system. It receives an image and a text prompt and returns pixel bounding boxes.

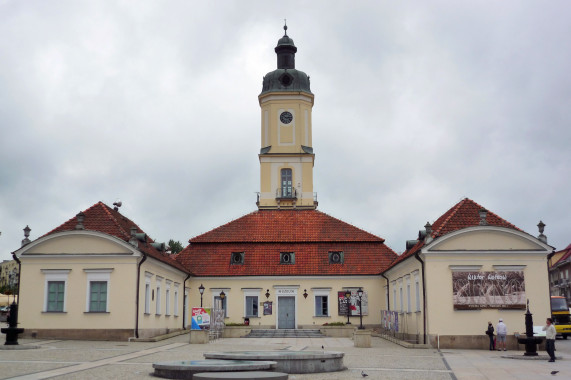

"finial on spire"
[284,19,288,35]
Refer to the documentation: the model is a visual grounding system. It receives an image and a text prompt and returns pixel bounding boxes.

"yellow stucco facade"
[257,91,316,209]
[188,276,382,329]
[15,230,189,340]
[384,226,552,349]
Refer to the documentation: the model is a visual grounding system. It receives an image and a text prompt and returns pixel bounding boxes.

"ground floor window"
[215,296,227,317]
[315,295,328,316]
[47,281,65,312]
[89,281,107,312]
[42,269,70,313]
[245,296,258,317]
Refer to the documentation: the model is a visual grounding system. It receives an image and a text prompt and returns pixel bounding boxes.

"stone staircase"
[246,329,324,338]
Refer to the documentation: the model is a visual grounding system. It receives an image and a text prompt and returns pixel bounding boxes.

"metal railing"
[275,188,298,199]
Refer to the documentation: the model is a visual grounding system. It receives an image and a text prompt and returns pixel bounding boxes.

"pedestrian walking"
[496,318,507,351]
[485,321,495,350]
[543,317,556,362]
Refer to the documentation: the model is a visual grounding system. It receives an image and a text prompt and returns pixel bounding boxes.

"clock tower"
[257,26,317,210]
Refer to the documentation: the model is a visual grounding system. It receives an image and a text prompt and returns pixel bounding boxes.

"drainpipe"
[547,250,555,314]
[414,252,427,345]
[380,272,390,311]
[182,272,191,330]
[134,251,147,339]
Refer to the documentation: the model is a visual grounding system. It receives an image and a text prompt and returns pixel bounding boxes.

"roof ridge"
[432,198,467,236]
[97,201,132,240]
[41,201,102,238]
[189,210,259,243]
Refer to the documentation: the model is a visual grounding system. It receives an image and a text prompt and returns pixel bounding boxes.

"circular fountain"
[152,359,277,379]
[203,351,345,374]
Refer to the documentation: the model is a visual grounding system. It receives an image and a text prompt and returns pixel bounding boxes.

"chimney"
[129,227,138,247]
[21,225,31,247]
[75,211,85,230]
[537,220,547,244]
[424,222,433,244]
[479,208,488,226]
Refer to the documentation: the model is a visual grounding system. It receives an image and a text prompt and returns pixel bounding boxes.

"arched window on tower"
[281,168,293,198]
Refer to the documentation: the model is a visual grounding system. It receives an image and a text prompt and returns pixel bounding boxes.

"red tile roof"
[42,202,188,273]
[387,198,522,269]
[188,209,386,243]
[176,209,397,276]
[553,243,571,265]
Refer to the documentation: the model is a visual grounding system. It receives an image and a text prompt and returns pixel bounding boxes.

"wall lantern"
[303,289,308,299]
[219,290,226,300]
[265,289,270,299]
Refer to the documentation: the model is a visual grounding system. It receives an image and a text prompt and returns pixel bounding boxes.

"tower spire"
[257,27,316,210]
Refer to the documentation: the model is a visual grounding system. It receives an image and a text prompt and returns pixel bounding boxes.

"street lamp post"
[198,284,205,307]
[344,289,352,325]
[357,287,364,330]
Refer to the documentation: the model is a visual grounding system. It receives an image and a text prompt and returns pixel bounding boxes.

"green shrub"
[323,322,346,326]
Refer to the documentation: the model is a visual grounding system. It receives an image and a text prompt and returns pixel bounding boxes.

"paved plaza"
[0,333,569,379]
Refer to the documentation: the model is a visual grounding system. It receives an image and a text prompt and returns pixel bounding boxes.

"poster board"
[191,307,211,328]
[337,290,368,316]
[452,271,525,310]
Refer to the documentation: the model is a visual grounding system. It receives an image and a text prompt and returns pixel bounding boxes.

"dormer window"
[329,251,344,264]
[280,252,295,264]
[231,252,244,265]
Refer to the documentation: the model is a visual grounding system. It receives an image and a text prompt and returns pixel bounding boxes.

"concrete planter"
[354,329,372,348]
[319,325,355,338]
[189,329,209,344]
[222,326,252,338]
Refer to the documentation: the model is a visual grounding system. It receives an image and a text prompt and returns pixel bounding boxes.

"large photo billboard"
[452,271,525,310]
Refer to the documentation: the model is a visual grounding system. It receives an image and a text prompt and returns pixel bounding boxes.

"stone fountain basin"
[203,351,345,374]
[153,359,277,379]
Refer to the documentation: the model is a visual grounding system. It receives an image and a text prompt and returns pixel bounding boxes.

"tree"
[167,239,184,254]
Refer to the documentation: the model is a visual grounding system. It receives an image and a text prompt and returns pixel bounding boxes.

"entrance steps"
[246,329,324,338]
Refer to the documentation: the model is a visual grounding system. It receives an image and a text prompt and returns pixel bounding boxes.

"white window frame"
[405,275,411,313]
[243,289,260,318]
[398,279,404,312]
[42,269,70,313]
[312,288,331,317]
[414,272,421,312]
[391,281,397,311]
[156,276,163,315]
[184,288,189,327]
[144,272,152,314]
[165,280,172,316]
[84,269,112,313]
[212,288,230,317]
[174,283,180,317]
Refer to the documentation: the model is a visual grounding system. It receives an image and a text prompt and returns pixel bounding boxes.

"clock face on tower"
[280,111,293,124]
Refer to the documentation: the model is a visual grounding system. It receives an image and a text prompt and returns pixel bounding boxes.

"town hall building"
[11,26,554,348]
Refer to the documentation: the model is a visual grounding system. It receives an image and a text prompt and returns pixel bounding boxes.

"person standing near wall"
[485,321,495,350]
[543,318,556,362]
[496,318,507,351]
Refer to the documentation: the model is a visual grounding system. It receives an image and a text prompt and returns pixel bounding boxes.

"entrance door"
[278,296,295,329]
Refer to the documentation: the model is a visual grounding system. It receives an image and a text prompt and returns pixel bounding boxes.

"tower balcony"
[256,191,318,210]
[276,188,297,200]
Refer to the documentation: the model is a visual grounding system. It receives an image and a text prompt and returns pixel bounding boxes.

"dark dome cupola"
[260,26,312,95]
[275,25,297,69]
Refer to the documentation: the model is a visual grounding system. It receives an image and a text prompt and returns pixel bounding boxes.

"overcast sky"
[1,1,570,261]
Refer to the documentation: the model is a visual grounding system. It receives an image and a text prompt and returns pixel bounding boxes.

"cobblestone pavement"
[0,334,569,379]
